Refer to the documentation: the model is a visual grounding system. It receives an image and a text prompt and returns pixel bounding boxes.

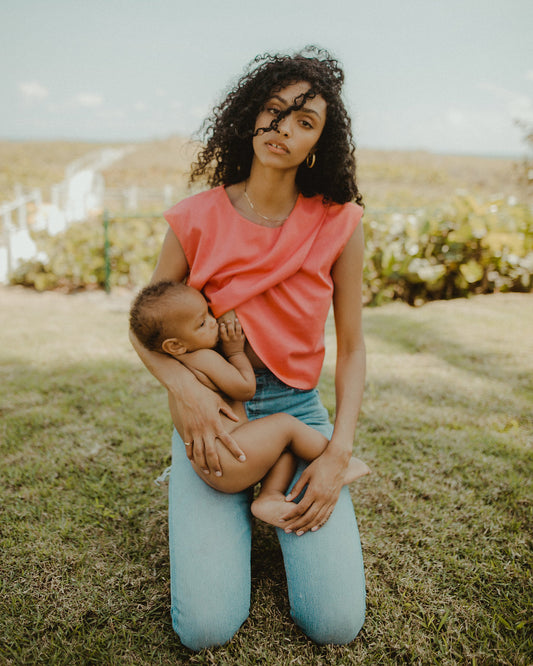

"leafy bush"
[11,215,166,292]
[11,196,533,305]
[363,195,533,305]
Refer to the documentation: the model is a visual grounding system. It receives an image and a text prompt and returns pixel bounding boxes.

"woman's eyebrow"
[270,94,322,119]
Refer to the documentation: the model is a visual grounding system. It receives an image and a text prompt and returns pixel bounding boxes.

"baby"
[129,280,370,527]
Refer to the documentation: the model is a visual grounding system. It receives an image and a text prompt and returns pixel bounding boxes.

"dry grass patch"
[1,287,532,665]
[357,149,528,207]
[2,138,527,208]
[0,140,115,202]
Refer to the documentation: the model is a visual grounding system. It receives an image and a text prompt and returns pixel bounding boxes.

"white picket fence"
[0,142,192,283]
[0,147,142,283]
[0,189,43,283]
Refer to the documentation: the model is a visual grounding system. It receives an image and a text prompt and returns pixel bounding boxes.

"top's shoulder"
[323,199,364,226]
[329,199,364,216]
[301,195,363,216]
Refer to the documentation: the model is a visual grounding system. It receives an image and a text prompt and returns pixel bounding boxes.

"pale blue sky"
[2,0,532,156]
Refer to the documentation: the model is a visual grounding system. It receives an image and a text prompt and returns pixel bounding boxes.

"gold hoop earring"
[306,153,316,169]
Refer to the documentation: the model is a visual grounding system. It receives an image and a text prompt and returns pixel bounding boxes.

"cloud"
[190,104,208,120]
[97,108,126,120]
[436,102,528,154]
[75,93,104,108]
[478,82,533,122]
[18,81,49,100]
[446,109,467,127]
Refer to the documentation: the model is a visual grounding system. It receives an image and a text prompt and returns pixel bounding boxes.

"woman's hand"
[280,445,351,535]
[168,376,245,477]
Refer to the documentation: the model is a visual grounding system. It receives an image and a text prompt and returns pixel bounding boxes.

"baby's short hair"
[129,280,188,351]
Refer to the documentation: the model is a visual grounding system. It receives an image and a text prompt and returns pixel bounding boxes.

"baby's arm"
[178,320,255,401]
[176,355,219,392]
[217,318,256,400]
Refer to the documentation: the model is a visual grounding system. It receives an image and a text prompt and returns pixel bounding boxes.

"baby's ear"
[161,337,188,357]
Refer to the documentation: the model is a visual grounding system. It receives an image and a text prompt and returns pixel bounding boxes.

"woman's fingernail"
[285,494,293,502]
[239,455,246,462]
[285,529,292,534]
[215,471,222,477]
[296,530,304,536]
[311,526,318,532]
[203,469,209,475]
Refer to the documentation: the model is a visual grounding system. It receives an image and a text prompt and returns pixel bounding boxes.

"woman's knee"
[292,598,365,645]
[171,603,249,651]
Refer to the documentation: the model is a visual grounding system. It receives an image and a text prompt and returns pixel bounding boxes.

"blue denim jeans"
[168,369,366,650]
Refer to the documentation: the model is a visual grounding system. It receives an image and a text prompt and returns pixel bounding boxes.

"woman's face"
[252,81,327,171]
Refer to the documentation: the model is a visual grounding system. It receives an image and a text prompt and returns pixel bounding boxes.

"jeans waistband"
[253,368,292,391]
[251,367,316,399]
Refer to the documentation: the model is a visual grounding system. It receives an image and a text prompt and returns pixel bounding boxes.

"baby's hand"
[219,318,245,357]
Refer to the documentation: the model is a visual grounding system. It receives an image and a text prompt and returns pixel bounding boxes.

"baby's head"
[130,281,219,357]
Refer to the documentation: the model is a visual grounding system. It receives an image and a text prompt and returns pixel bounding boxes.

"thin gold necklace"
[243,181,297,226]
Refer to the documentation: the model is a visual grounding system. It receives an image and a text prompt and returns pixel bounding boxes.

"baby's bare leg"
[345,457,372,483]
[258,416,371,483]
[192,413,308,493]
[193,412,370,500]
[251,452,298,527]
[251,453,371,527]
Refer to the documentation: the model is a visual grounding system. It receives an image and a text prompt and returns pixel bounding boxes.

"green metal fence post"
[103,210,111,294]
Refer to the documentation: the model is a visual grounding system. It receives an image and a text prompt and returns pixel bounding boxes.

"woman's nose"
[277,115,291,136]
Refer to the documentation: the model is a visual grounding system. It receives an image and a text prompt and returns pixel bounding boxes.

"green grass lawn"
[1,287,531,665]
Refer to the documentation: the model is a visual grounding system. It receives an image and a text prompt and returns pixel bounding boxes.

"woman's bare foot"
[345,457,371,484]
[251,492,291,528]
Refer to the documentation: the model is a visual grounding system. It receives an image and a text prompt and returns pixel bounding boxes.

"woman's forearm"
[328,223,367,461]
[129,327,244,472]
[328,343,366,458]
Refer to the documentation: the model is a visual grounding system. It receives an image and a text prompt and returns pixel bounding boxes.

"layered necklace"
[243,180,298,227]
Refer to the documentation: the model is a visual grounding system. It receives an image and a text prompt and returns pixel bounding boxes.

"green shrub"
[363,195,533,305]
[11,215,167,291]
[11,196,533,305]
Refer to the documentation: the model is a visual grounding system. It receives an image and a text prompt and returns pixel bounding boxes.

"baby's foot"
[344,457,371,484]
[251,492,291,528]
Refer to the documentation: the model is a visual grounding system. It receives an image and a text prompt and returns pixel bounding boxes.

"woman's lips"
[265,140,289,155]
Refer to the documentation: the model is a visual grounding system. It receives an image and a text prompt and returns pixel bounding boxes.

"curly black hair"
[190,46,363,206]
[129,280,186,352]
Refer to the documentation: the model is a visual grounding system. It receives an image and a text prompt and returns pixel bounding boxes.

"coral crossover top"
[164,186,363,389]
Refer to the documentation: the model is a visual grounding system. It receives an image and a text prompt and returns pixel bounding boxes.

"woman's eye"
[300,119,313,129]
[267,107,280,116]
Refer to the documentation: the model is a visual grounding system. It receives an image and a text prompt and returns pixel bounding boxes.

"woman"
[130,46,367,650]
